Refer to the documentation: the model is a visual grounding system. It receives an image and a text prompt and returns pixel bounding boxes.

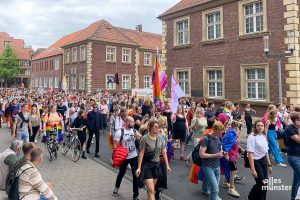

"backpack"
[112,128,129,168]
[192,135,211,166]
[6,160,33,200]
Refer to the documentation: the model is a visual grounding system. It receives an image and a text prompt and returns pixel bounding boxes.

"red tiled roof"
[159,0,209,18]
[32,30,82,60]
[117,27,161,50]
[0,32,33,60]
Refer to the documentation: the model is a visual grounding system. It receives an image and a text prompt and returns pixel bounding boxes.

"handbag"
[112,128,128,168]
[143,137,158,161]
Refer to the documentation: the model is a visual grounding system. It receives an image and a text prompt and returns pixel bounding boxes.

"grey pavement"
[0,124,148,200]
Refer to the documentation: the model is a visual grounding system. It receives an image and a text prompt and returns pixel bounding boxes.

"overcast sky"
[0,0,180,50]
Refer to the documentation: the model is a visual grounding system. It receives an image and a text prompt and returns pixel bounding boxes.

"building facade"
[159,0,300,113]
[0,32,33,87]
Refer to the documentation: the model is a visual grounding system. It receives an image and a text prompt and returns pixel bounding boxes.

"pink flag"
[170,75,185,113]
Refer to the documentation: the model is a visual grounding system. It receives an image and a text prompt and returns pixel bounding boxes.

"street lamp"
[263,31,295,104]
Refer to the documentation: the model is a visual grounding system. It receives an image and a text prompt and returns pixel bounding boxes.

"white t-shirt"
[247,134,269,160]
[110,115,123,133]
[114,128,137,159]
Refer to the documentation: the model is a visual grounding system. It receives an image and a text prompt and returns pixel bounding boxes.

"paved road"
[89,130,292,200]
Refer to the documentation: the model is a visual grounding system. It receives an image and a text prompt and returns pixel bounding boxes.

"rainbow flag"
[152,48,167,107]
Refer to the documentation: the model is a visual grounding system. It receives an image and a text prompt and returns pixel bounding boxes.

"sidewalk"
[0,125,148,200]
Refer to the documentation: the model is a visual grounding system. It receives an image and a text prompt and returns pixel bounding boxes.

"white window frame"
[122,74,131,89]
[49,77,53,88]
[79,74,85,90]
[144,76,151,89]
[44,77,48,88]
[54,59,60,70]
[39,78,43,88]
[106,46,116,62]
[240,64,269,101]
[173,16,190,46]
[54,77,59,88]
[122,48,131,63]
[31,78,34,87]
[238,0,267,36]
[207,12,221,40]
[72,47,77,62]
[4,41,12,48]
[203,66,225,99]
[244,1,263,34]
[65,75,69,90]
[35,79,38,87]
[144,52,152,66]
[79,45,86,61]
[71,75,76,90]
[65,50,70,63]
[158,54,162,65]
[106,74,116,90]
[207,70,223,98]
[174,68,191,96]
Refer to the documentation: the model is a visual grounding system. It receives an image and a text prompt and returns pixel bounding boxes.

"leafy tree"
[0,45,19,87]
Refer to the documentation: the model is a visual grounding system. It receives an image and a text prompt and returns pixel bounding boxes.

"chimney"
[136,24,142,32]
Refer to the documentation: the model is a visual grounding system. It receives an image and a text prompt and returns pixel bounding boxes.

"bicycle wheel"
[60,137,69,155]
[71,137,81,162]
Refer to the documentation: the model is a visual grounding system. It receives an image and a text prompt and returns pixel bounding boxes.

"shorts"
[143,162,161,180]
[228,160,238,171]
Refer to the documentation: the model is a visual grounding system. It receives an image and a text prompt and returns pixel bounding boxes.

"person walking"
[29,104,40,143]
[244,104,256,135]
[112,116,142,200]
[285,112,300,200]
[200,121,225,200]
[12,104,32,144]
[247,120,272,200]
[136,120,171,200]
[86,103,102,157]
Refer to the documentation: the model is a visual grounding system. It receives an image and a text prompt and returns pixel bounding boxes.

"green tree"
[0,45,19,87]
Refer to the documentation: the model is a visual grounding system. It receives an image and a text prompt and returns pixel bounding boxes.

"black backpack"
[6,160,33,200]
[192,135,211,166]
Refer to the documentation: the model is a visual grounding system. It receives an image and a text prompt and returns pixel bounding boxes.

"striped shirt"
[18,162,57,200]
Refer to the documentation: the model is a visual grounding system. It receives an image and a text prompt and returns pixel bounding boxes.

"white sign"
[132,88,153,98]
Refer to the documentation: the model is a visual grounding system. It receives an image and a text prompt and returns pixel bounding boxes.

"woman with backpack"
[29,105,40,143]
[247,120,272,200]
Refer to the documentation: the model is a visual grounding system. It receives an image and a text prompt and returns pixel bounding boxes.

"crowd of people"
[0,88,299,200]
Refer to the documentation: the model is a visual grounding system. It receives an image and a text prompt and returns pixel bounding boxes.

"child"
[222,120,242,198]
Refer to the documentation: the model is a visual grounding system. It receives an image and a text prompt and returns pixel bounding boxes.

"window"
[174,68,191,96]
[71,75,76,90]
[144,53,152,66]
[79,45,86,61]
[31,78,34,87]
[158,54,162,65]
[79,74,85,90]
[174,17,190,46]
[35,79,38,87]
[54,77,59,88]
[203,66,225,98]
[241,65,269,101]
[44,77,48,88]
[49,77,53,88]
[65,75,69,90]
[238,0,267,35]
[122,48,131,63]
[65,50,70,63]
[39,78,43,88]
[106,74,116,89]
[207,12,221,39]
[106,46,116,62]
[72,47,77,62]
[122,75,131,89]
[208,70,223,97]
[144,76,151,89]
[4,41,11,48]
[54,59,60,70]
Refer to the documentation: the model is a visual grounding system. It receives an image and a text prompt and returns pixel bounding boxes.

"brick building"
[159,0,300,113]
[61,20,161,93]
[0,32,33,87]
[31,31,81,90]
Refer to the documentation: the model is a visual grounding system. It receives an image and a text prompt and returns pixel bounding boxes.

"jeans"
[202,166,220,200]
[248,156,268,200]
[288,155,300,200]
[115,156,139,198]
[86,129,100,154]
[267,130,284,164]
[16,131,29,144]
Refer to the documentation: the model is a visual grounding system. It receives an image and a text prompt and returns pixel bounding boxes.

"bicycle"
[45,126,59,161]
[61,128,82,162]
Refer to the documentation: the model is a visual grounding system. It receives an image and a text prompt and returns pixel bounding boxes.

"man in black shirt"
[133,106,143,131]
[57,99,68,129]
[205,102,216,120]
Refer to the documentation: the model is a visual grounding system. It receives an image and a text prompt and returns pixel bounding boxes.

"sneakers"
[201,190,210,196]
[216,196,222,200]
[112,187,119,196]
[276,163,287,167]
[228,188,240,197]
[234,175,246,183]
